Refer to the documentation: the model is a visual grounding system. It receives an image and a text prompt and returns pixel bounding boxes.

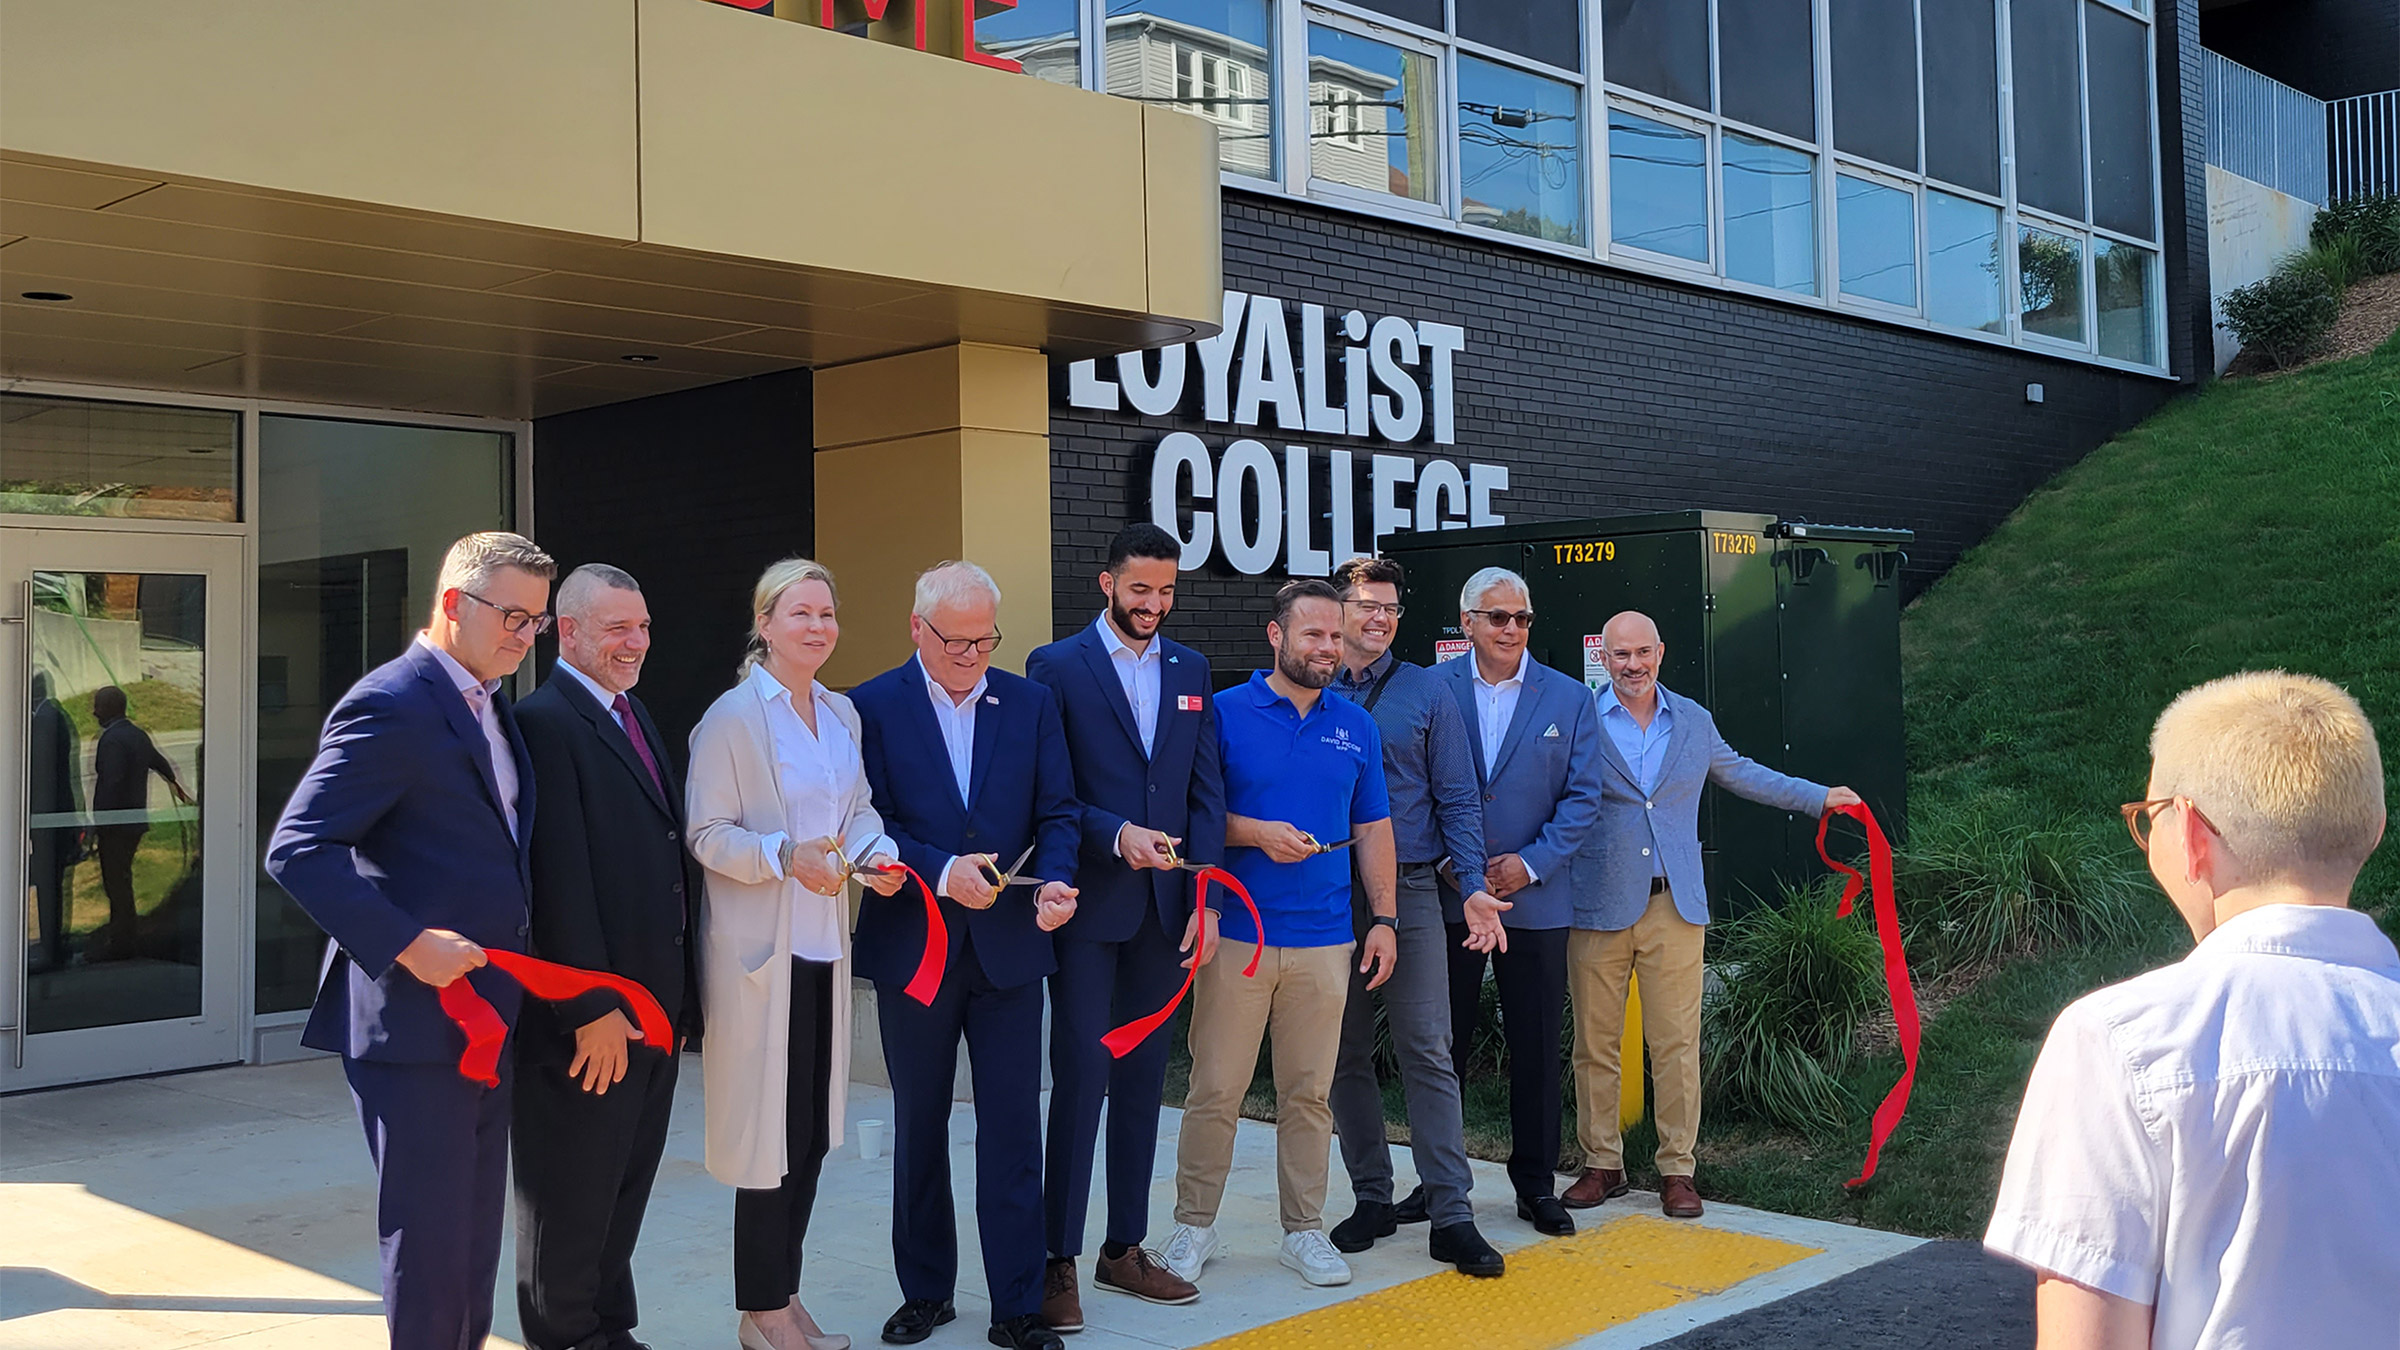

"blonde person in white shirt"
[1985,670,2398,1350]
[687,558,906,1350]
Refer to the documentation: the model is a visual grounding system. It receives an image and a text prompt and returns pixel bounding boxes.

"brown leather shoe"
[1660,1174,1705,1218]
[1091,1246,1199,1307]
[1561,1167,1629,1209]
[1040,1258,1083,1333]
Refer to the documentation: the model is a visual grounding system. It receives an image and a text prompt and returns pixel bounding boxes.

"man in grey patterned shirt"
[1323,555,1510,1278]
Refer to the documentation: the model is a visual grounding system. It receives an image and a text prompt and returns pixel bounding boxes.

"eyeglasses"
[1343,599,1406,618]
[2120,797,2221,851]
[1467,609,1536,629]
[923,617,1004,657]
[457,589,554,635]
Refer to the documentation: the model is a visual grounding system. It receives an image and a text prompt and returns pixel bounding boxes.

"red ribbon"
[880,862,945,1007]
[1814,802,1920,1188]
[435,950,674,1088]
[1102,866,1264,1058]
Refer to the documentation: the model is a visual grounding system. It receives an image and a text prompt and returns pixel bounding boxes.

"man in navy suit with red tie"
[266,531,557,1350]
[851,561,1081,1350]
[1025,523,1225,1327]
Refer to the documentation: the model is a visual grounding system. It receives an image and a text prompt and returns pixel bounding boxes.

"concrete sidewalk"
[0,1057,1919,1349]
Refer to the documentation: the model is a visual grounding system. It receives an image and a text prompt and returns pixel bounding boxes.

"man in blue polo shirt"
[1163,579,1397,1291]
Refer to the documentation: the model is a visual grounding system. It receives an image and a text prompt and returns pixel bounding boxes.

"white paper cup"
[857,1118,887,1161]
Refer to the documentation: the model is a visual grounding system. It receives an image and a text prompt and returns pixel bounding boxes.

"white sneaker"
[1279,1229,1353,1287]
[1160,1223,1219,1284]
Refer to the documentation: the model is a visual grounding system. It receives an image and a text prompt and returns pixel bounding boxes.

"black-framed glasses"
[1467,608,1536,629]
[457,588,554,635]
[923,617,1004,656]
[1343,599,1406,618]
[2121,797,2221,851]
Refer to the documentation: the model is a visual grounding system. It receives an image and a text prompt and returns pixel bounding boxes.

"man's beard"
[1110,593,1163,639]
[1276,641,1333,690]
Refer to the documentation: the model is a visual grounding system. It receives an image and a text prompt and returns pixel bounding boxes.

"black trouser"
[96,826,143,953]
[1446,924,1570,1200]
[512,1007,681,1350]
[733,957,837,1312]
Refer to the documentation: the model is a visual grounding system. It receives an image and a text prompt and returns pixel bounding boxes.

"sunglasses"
[1467,609,1536,629]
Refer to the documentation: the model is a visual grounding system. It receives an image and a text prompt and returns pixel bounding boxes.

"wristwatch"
[1371,915,1400,932]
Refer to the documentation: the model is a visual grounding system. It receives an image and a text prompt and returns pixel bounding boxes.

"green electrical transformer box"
[1379,510,1909,920]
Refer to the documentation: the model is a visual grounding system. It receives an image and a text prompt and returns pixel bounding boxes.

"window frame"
[1832,163,1923,318]
[1605,94,1720,272]
[1298,9,1454,220]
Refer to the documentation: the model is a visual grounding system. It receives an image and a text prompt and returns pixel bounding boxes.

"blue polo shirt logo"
[1213,671,1394,950]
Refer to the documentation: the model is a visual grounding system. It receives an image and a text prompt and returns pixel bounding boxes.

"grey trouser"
[1328,862,1476,1228]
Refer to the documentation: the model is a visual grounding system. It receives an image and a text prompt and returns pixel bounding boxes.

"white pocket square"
[1543,724,1560,738]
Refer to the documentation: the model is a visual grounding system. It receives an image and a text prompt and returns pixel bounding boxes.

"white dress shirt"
[550,657,645,749]
[921,661,989,899]
[419,634,520,841]
[1471,648,1529,778]
[1095,614,1162,756]
[749,663,884,961]
[1985,903,2400,1350]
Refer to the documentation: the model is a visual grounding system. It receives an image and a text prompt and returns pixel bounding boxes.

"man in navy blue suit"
[851,561,1081,1350]
[1026,524,1225,1328]
[266,531,557,1350]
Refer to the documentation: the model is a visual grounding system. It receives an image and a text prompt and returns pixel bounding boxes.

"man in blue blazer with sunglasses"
[851,560,1081,1350]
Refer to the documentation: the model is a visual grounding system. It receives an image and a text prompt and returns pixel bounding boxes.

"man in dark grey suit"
[1562,611,1858,1219]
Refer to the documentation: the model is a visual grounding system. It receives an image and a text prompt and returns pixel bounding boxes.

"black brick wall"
[1052,191,2194,673]
[533,369,813,764]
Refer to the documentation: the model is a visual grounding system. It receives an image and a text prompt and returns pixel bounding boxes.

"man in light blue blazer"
[1562,611,1859,1220]
[1436,567,1605,1237]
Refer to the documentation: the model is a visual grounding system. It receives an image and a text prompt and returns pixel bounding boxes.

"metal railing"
[2329,89,2399,201]
[2203,51,2328,206]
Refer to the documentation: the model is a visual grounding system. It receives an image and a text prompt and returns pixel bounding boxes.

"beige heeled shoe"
[739,1308,851,1350]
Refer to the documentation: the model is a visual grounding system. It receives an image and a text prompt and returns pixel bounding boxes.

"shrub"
[2284,236,2366,296]
[1701,878,1881,1133]
[2309,193,2400,275]
[1893,808,2153,970]
[2220,267,2341,369]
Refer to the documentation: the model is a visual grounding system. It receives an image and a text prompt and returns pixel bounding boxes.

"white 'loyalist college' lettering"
[1066,291,1508,577]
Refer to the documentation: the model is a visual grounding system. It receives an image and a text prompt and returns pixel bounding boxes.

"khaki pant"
[1174,939,1351,1232]
[1569,889,1706,1177]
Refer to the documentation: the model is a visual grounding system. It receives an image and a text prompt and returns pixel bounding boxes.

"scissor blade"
[1315,836,1361,853]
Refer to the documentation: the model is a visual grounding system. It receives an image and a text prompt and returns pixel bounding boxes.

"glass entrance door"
[3,527,245,1090]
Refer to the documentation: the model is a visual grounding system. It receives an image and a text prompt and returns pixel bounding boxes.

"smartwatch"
[1371,915,1400,932]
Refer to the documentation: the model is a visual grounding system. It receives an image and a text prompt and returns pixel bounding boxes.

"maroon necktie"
[611,693,666,798]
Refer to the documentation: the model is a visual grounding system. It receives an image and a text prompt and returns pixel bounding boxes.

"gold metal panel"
[636,0,1153,310]
[330,315,795,379]
[690,328,902,366]
[97,181,646,277]
[1141,108,1226,325]
[814,433,966,689]
[0,328,242,384]
[0,160,164,210]
[956,425,1054,677]
[0,271,382,335]
[0,0,641,239]
[814,343,1050,449]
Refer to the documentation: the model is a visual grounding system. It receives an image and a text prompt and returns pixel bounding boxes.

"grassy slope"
[1683,335,2400,1236]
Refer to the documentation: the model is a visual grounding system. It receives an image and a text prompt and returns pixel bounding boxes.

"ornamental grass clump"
[1700,878,1879,1134]
[1893,807,2151,969]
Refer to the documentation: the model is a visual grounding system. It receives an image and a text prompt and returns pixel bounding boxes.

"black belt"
[1650,875,1670,895]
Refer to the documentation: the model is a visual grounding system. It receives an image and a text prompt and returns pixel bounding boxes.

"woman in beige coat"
[687,558,905,1350]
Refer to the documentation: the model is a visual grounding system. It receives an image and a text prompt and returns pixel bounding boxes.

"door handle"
[6,579,28,1065]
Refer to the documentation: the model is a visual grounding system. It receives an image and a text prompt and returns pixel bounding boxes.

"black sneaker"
[988,1313,1065,1350]
[882,1299,956,1345]
[1329,1199,1397,1253]
[1429,1221,1506,1278]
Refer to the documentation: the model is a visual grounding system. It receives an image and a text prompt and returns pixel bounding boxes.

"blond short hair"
[913,560,1002,617]
[743,557,838,674]
[2150,671,2387,877]
[433,532,554,615]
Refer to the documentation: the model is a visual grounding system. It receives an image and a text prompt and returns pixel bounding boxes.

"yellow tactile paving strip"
[1193,1214,1821,1350]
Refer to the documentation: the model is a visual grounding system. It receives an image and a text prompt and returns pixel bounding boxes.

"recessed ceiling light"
[20,291,74,302]
[621,353,660,363]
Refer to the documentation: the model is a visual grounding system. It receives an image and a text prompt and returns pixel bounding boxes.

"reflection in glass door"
[4,530,244,1089]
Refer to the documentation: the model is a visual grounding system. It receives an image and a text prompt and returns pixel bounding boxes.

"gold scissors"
[1158,838,1211,873]
[1302,832,1361,855]
[829,838,899,888]
[978,844,1047,890]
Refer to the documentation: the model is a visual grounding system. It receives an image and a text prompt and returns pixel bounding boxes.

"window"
[1723,133,1817,294]
[1830,0,1919,172]
[2093,238,2158,364]
[1306,25,1440,207]
[1603,0,1711,112]
[1114,0,1275,180]
[2085,2,2155,239]
[1838,174,1917,307]
[2019,223,2085,344]
[1610,106,1710,262]
[1458,0,1582,68]
[1922,0,2000,194]
[2011,0,2086,220]
[973,0,1078,85]
[1,394,238,522]
[1346,0,1443,27]
[1459,55,1586,244]
[1722,0,1816,140]
[1927,192,2005,333]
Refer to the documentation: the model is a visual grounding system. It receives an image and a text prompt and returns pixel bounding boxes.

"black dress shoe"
[988,1313,1065,1350]
[1429,1221,1506,1278]
[882,1299,956,1345]
[1516,1194,1575,1236]
[1330,1199,1397,1253]
[1391,1184,1431,1225]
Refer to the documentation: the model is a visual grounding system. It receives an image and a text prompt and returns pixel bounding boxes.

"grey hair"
[434,531,555,615]
[555,563,641,621]
[1459,565,1529,613]
[912,560,1002,618]
[742,557,839,676]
